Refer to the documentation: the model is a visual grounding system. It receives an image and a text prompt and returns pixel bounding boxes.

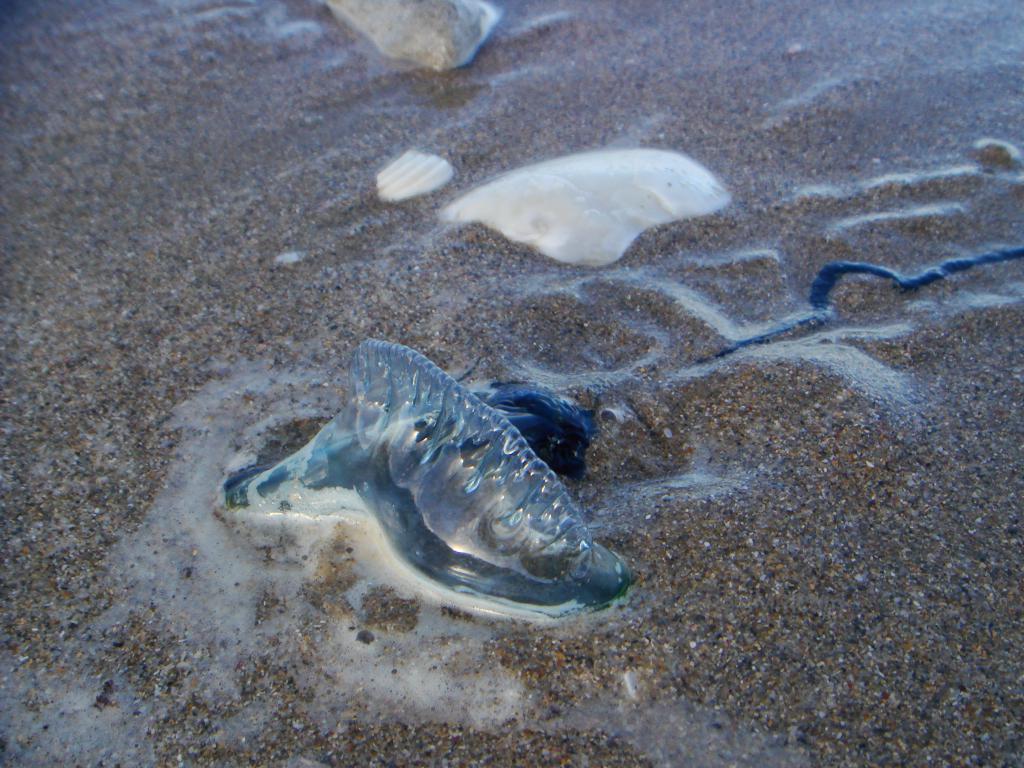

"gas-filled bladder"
[222,340,630,617]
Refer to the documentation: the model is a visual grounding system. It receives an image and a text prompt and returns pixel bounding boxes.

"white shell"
[273,250,305,265]
[326,0,501,71]
[441,149,731,266]
[377,150,454,203]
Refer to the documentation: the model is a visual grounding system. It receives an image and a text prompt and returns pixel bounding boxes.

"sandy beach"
[2,0,1023,765]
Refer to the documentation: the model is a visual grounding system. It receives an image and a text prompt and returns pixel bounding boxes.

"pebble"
[972,138,1022,170]
[356,629,375,644]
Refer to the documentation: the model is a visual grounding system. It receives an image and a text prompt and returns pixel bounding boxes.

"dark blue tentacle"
[483,384,596,480]
[715,245,1024,358]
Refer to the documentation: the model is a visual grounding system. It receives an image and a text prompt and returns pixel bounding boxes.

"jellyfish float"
[222,340,630,617]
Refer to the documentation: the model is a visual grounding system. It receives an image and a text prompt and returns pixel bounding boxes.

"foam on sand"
[99,362,527,732]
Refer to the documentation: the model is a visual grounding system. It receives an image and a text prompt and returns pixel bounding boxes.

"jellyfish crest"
[223,340,631,616]
[349,341,592,579]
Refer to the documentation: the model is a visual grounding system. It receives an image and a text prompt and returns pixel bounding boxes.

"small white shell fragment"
[377,150,455,203]
[274,250,305,265]
[325,0,501,71]
[440,149,731,266]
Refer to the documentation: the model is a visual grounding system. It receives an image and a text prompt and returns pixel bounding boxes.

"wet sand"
[2,0,1023,765]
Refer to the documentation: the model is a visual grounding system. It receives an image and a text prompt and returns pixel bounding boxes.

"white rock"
[326,0,501,71]
[377,150,455,202]
[440,149,731,267]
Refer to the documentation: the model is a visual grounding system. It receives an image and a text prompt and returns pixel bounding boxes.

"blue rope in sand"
[714,245,1024,358]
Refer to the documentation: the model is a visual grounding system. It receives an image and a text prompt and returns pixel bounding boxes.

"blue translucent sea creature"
[223,340,629,616]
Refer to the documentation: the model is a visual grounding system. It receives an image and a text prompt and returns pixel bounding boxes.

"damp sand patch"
[93,362,528,734]
[0,358,815,766]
